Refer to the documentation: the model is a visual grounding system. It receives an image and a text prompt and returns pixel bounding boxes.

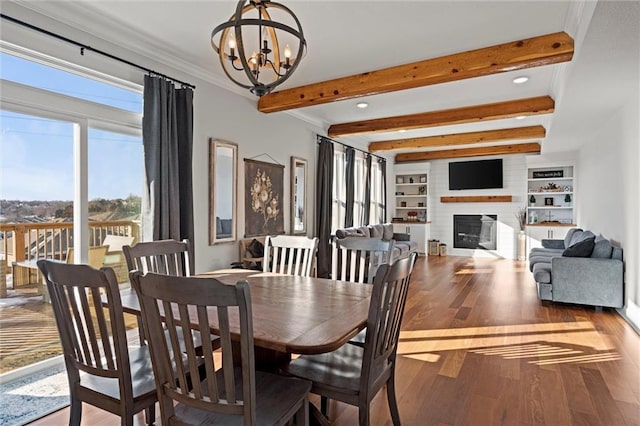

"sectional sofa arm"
[541,238,565,249]
[551,257,624,308]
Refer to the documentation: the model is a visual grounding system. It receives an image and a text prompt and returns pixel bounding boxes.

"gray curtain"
[344,147,355,228]
[362,154,372,225]
[315,138,334,278]
[142,75,194,267]
[380,158,387,223]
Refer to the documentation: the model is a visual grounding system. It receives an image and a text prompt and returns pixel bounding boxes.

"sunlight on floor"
[397,320,619,366]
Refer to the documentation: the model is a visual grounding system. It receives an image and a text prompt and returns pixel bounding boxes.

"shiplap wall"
[425,154,528,259]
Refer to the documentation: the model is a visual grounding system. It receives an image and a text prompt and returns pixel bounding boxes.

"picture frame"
[544,197,554,206]
[244,158,285,237]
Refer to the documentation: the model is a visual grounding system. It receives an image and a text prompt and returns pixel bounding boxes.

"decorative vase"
[518,230,526,261]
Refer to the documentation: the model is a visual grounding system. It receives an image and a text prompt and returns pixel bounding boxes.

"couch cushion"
[382,224,394,241]
[336,227,368,238]
[568,230,584,246]
[564,228,582,249]
[563,236,595,257]
[532,262,552,284]
[368,224,385,239]
[591,237,613,259]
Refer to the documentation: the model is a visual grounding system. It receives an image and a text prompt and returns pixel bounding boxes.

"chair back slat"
[332,237,395,284]
[361,253,416,392]
[123,239,191,277]
[131,272,254,421]
[263,235,319,277]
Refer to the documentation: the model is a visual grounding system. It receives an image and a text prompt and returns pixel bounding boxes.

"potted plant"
[529,194,536,206]
[564,194,572,206]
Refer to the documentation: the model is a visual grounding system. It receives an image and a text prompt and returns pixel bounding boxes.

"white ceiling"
[15,0,639,155]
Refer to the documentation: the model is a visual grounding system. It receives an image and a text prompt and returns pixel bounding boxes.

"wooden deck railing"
[0,220,140,272]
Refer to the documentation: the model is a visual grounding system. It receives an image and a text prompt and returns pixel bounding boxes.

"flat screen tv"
[449,159,503,190]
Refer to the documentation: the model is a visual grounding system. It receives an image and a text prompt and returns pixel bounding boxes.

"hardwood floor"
[31,256,639,425]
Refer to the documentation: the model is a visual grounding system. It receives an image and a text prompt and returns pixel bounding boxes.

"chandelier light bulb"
[284,44,292,59]
[228,32,237,50]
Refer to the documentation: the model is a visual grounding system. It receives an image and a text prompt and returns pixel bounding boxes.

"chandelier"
[211,0,306,97]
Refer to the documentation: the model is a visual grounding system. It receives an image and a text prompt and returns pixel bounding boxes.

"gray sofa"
[528,228,624,308]
[335,223,417,261]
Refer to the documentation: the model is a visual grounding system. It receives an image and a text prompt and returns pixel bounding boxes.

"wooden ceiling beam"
[395,142,541,162]
[368,126,545,152]
[258,32,573,113]
[328,96,554,138]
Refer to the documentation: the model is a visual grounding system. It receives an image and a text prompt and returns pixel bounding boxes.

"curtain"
[362,154,372,225]
[380,158,387,223]
[142,75,195,268]
[315,138,334,278]
[344,147,355,227]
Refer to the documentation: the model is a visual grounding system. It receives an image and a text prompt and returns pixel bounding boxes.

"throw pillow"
[247,238,264,258]
[562,236,595,257]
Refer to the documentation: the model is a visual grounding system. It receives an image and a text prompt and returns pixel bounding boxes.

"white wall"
[576,94,640,331]
[396,155,528,260]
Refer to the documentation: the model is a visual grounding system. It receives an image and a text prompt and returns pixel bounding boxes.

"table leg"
[231,341,291,373]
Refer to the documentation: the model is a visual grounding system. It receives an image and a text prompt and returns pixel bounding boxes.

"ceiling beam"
[328,96,554,138]
[395,142,541,162]
[258,32,573,113]
[368,126,546,152]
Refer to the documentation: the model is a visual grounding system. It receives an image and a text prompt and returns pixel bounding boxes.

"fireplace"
[453,215,497,250]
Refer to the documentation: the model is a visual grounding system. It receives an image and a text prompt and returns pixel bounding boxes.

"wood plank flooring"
[30,256,640,425]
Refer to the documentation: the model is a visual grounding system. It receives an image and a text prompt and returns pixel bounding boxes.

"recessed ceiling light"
[356,102,368,109]
[515,115,527,120]
[513,76,529,84]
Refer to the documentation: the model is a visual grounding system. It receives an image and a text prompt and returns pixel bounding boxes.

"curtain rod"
[1,13,196,90]
[317,135,386,162]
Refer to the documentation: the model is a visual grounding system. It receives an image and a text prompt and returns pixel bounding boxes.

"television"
[449,159,503,190]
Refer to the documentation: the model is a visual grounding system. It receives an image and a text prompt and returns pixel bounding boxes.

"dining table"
[112,269,373,369]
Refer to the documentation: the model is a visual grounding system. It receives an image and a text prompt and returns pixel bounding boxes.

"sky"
[0,52,144,201]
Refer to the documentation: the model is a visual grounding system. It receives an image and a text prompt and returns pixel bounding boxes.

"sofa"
[528,228,623,308]
[335,223,417,261]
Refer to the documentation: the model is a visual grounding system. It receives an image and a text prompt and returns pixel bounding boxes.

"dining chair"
[263,235,319,277]
[131,271,312,425]
[123,239,220,353]
[282,252,417,426]
[332,236,395,284]
[37,260,156,426]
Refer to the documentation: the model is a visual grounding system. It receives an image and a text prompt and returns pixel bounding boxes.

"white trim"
[0,355,64,385]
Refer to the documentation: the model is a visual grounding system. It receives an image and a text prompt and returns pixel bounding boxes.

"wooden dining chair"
[37,260,156,426]
[332,236,395,284]
[263,235,319,277]
[123,239,220,353]
[282,252,417,426]
[131,271,312,425]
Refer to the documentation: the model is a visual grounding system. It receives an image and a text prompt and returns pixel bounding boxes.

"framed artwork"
[244,158,285,237]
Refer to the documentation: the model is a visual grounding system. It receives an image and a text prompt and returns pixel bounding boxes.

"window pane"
[0,52,142,113]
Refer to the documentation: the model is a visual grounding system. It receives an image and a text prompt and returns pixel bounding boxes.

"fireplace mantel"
[441,195,512,203]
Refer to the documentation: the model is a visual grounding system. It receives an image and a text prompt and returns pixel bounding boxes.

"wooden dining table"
[113,270,372,368]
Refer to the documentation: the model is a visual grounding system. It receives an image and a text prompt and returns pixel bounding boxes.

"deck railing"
[0,220,140,272]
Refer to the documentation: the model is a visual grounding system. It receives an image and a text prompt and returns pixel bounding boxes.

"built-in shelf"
[440,195,513,203]
[528,206,572,210]
[396,207,427,210]
[527,222,576,227]
[528,192,572,196]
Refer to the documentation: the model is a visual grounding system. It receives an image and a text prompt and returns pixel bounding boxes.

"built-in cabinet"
[393,164,430,254]
[526,163,576,253]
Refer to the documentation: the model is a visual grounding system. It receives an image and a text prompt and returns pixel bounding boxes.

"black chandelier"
[211,0,306,97]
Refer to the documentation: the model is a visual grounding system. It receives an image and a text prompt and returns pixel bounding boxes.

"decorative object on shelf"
[395,191,404,195]
[396,177,403,184]
[515,207,527,231]
[544,197,554,206]
[419,186,426,194]
[418,202,425,207]
[407,211,418,221]
[564,194,572,206]
[532,170,563,178]
[401,201,407,207]
[409,177,414,183]
[529,194,536,206]
[530,211,538,223]
[210,0,307,96]
[420,176,427,183]
[540,182,562,192]
[563,185,572,192]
